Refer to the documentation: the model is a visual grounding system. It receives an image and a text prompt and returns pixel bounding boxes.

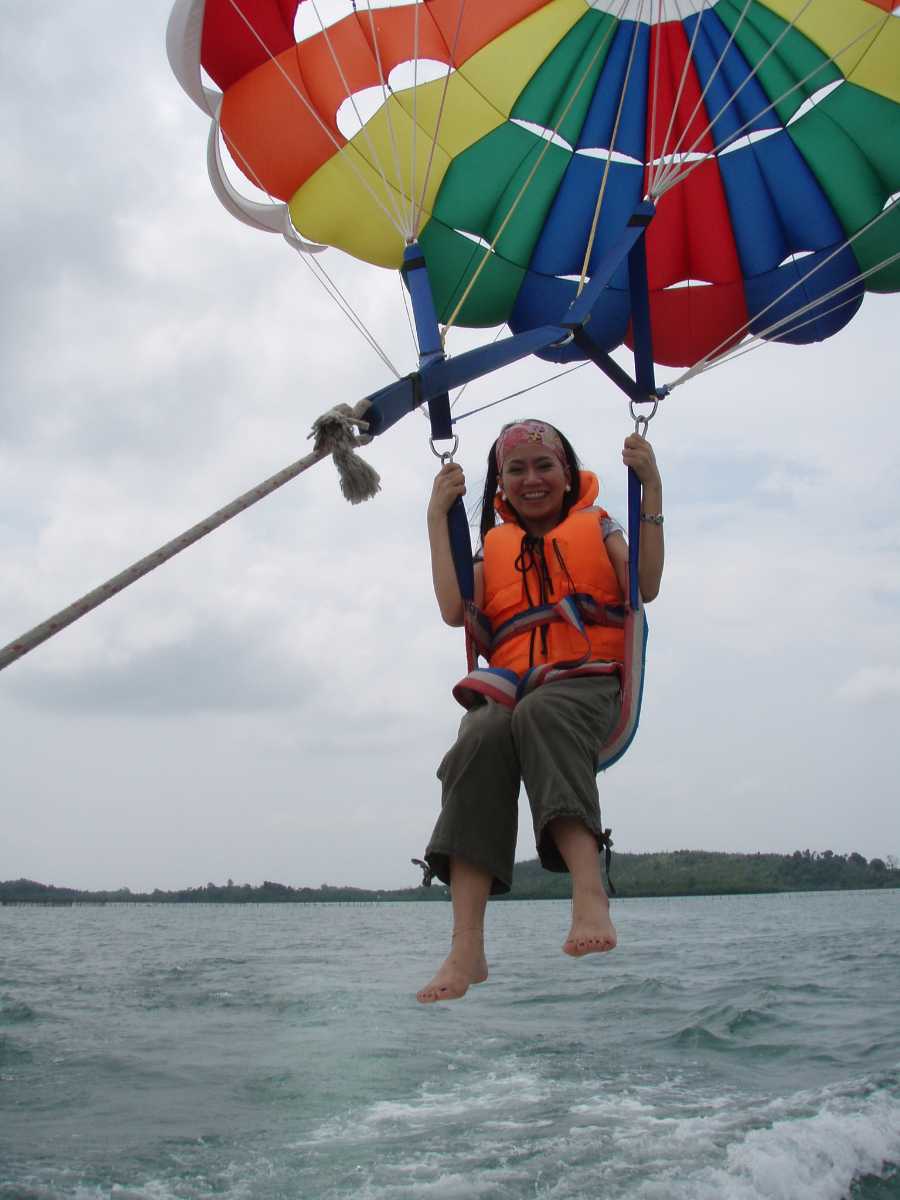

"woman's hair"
[478,421,582,546]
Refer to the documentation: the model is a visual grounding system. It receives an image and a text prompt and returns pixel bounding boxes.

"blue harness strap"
[402,245,475,603]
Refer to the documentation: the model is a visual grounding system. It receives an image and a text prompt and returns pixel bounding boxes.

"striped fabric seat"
[456,595,648,773]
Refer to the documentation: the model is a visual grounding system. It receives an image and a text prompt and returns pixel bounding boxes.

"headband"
[495,421,567,472]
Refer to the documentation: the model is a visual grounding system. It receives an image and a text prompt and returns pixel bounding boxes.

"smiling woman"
[415,416,663,1003]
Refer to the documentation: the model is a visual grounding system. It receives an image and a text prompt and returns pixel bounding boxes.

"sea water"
[1,890,898,1200]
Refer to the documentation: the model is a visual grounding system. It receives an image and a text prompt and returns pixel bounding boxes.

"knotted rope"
[0,400,380,673]
[310,401,380,505]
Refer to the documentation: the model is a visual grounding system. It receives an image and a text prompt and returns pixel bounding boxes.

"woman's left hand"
[622,434,661,490]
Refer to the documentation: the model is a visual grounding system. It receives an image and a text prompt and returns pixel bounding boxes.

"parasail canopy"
[169,0,900,369]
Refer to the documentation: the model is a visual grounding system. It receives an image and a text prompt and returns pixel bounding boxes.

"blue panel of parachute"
[744,248,864,342]
[577,20,649,164]
[685,8,860,343]
[510,21,649,362]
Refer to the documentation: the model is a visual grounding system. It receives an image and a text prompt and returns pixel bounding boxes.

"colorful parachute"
[169,0,900,368]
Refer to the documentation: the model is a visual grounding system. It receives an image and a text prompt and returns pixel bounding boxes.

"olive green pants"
[425,674,621,895]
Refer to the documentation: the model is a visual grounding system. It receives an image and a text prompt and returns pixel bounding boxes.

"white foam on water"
[303,1064,553,1144]
[631,1082,900,1200]
[482,1118,556,1130]
[297,1058,900,1200]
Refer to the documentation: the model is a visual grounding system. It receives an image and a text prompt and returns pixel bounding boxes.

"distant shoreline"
[3,849,897,905]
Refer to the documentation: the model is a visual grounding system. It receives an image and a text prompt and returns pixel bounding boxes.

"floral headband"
[495,420,567,472]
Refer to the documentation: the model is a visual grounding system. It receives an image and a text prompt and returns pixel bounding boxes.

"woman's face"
[500,442,571,533]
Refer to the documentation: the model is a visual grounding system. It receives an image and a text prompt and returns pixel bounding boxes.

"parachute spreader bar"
[366,202,662,438]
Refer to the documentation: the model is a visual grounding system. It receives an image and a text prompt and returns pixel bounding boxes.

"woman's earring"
[564,484,571,493]
[500,491,507,501]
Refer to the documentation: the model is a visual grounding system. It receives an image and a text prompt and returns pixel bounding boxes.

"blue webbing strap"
[401,245,474,602]
[447,499,475,602]
[627,465,642,611]
[626,219,657,612]
[367,203,660,440]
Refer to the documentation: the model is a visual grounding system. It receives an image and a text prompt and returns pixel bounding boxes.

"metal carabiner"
[630,396,659,438]
[429,434,459,464]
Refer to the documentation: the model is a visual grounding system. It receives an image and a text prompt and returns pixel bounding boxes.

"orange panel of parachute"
[206,1,550,203]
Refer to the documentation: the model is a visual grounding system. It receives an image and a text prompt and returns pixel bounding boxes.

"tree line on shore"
[2,848,897,904]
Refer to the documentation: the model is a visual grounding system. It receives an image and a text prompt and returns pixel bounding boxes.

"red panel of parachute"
[639,20,747,364]
[201,0,298,89]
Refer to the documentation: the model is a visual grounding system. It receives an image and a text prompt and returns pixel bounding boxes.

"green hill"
[1,848,895,904]
[504,848,897,899]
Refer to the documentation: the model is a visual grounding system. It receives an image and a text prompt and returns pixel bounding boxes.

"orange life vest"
[482,471,625,674]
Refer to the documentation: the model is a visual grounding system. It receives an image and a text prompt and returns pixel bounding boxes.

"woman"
[418,419,664,1004]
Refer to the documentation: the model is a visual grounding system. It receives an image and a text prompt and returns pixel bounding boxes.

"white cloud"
[836,666,900,705]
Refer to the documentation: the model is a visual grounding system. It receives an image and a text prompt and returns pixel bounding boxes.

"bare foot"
[563,887,617,957]
[416,929,488,1004]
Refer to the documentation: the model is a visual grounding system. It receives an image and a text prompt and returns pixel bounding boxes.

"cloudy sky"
[1,2,898,893]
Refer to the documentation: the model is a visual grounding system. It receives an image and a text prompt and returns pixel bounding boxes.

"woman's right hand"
[427,462,466,522]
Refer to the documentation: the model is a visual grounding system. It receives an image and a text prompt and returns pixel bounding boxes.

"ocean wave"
[0,993,37,1024]
[656,995,813,1060]
[0,1036,32,1066]
[509,975,685,1006]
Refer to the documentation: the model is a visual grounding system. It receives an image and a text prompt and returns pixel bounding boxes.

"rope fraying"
[310,400,381,505]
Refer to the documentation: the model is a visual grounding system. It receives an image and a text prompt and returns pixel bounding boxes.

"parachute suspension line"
[0,404,381,675]
[450,325,505,413]
[399,272,420,360]
[654,11,849,199]
[409,0,422,237]
[300,251,402,378]
[675,215,899,385]
[308,0,411,237]
[362,0,409,236]
[651,0,820,196]
[651,0,755,193]
[208,109,401,379]
[578,8,647,295]
[647,0,712,197]
[710,247,900,377]
[673,294,866,383]
[646,0,666,197]
[224,0,408,239]
[670,240,900,389]
[651,3,884,198]
[219,136,399,376]
[737,247,900,344]
[451,363,588,424]
[413,0,468,241]
[440,0,626,337]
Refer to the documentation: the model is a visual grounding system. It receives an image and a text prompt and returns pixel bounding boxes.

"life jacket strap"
[463,593,625,673]
[490,593,625,660]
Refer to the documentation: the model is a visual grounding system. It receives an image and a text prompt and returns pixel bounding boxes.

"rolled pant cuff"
[535,809,604,874]
[424,845,513,896]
